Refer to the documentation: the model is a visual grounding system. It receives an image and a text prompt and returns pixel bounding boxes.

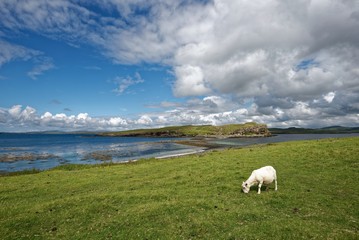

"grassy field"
[0,137,358,239]
[99,122,270,137]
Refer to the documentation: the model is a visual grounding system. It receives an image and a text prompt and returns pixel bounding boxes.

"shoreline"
[155,149,206,159]
[2,134,359,173]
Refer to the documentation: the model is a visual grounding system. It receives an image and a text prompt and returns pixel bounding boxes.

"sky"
[0,0,359,132]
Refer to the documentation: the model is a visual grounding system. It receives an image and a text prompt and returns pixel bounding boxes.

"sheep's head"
[242,182,250,193]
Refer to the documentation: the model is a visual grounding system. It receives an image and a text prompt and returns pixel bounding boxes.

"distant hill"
[269,126,359,134]
[99,122,271,138]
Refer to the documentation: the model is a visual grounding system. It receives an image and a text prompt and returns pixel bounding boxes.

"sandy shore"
[155,149,206,159]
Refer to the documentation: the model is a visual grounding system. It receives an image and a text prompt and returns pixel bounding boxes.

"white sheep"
[242,166,278,194]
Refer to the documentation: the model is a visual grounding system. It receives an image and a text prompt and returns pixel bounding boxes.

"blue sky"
[0,0,359,132]
[1,32,173,116]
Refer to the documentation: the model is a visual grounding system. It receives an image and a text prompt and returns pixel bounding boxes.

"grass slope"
[1,137,358,239]
[99,122,270,137]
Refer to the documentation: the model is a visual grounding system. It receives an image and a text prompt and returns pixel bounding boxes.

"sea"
[0,133,358,173]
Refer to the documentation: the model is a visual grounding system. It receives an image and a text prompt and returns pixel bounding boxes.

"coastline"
[2,133,359,173]
[2,137,358,239]
[155,149,206,159]
[97,123,272,138]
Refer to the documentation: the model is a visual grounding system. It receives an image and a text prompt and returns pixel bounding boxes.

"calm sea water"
[0,133,358,172]
[0,134,201,172]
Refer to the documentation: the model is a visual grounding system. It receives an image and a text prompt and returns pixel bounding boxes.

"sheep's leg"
[275,178,278,191]
[258,181,262,194]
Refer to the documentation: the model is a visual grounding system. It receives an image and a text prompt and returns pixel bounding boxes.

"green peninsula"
[99,122,271,138]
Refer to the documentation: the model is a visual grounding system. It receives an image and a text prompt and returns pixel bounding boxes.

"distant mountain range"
[269,126,359,134]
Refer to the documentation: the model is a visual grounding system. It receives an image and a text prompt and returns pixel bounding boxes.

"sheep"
[242,166,277,194]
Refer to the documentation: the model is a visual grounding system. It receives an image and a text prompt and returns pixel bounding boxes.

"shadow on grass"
[248,185,276,193]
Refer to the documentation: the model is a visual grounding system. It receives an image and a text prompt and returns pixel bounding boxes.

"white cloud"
[113,72,144,95]
[20,106,37,121]
[1,1,358,128]
[323,92,336,103]
[0,40,40,67]
[77,113,91,121]
[27,57,54,79]
[136,115,153,125]
[173,65,211,97]
[168,0,359,127]
[0,39,54,79]
[7,105,37,122]
[203,96,226,109]
[109,117,127,127]
[0,0,92,40]
[144,101,182,109]
[1,103,359,132]
[8,105,23,118]
[1,105,131,131]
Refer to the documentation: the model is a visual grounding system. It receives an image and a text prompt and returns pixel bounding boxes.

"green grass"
[1,137,358,239]
[100,122,270,137]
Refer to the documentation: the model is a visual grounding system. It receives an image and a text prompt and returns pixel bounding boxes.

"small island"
[98,122,271,138]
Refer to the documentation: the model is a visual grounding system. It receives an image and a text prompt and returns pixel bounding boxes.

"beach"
[1,133,359,173]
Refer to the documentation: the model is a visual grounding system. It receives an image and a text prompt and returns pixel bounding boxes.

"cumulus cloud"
[1,102,359,132]
[170,1,358,127]
[173,65,211,97]
[8,105,37,121]
[0,105,129,132]
[89,0,358,127]
[136,115,153,125]
[0,0,358,128]
[108,117,127,127]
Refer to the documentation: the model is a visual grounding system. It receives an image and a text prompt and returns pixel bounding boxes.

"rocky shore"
[0,153,61,162]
